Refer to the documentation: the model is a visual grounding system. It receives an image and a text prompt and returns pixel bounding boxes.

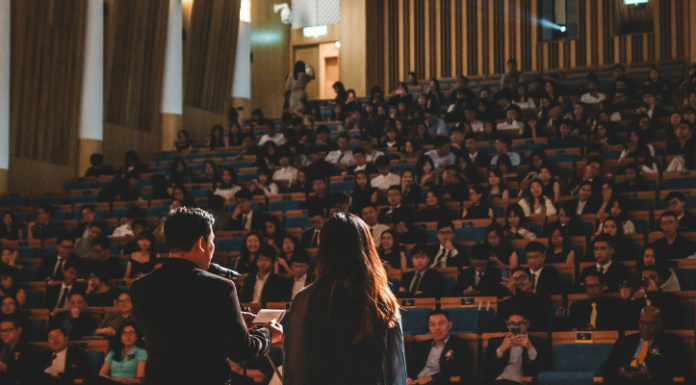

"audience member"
[85,266,117,307]
[74,220,106,260]
[302,177,345,213]
[49,292,98,340]
[361,204,390,248]
[372,155,401,190]
[490,136,521,167]
[398,245,445,298]
[40,235,85,281]
[407,310,468,384]
[426,221,467,269]
[578,234,634,293]
[425,136,456,168]
[36,326,91,384]
[664,191,696,232]
[569,271,629,331]
[452,244,504,297]
[43,259,86,310]
[240,248,286,304]
[125,230,157,279]
[98,323,147,384]
[0,211,22,241]
[378,229,408,271]
[28,205,64,241]
[94,292,135,338]
[623,268,682,331]
[226,189,266,231]
[0,267,26,307]
[524,241,563,296]
[648,211,696,260]
[496,268,553,333]
[122,218,148,255]
[283,253,314,301]
[111,206,144,237]
[378,186,414,225]
[300,209,325,249]
[0,317,40,384]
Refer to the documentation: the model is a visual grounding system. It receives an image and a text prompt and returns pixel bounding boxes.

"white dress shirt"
[291,275,307,300]
[431,246,459,268]
[370,224,390,247]
[112,223,133,237]
[496,345,537,382]
[365,150,385,163]
[418,337,450,378]
[580,92,606,104]
[371,173,401,190]
[240,211,254,231]
[597,261,612,274]
[253,272,269,303]
[44,348,68,378]
[496,120,524,136]
[258,133,286,146]
[273,166,298,184]
[576,200,587,216]
[325,150,355,166]
[55,283,73,309]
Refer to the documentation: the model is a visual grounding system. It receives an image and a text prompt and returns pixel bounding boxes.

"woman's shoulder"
[133,347,148,360]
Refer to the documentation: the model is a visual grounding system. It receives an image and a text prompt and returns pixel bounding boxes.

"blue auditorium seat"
[388,278,400,295]
[85,351,105,379]
[537,372,597,385]
[444,307,479,334]
[454,227,486,243]
[215,238,244,252]
[678,301,694,330]
[14,246,38,260]
[63,181,94,191]
[24,290,43,309]
[21,266,39,282]
[111,207,129,219]
[110,243,122,256]
[268,200,303,212]
[42,246,58,257]
[674,268,696,290]
[548,343,614,372]
[238,173,258,182]
[442,276,455,297]
[24,318,46,342]
[399,308,431,335]
[663,177,696,190]
[330,181,353,194]
[149,205,170,218]
[12,212,31,223]
[0,196,27,208]
[68,195,98,205]
[286,216,311,231]
[33,195,64,206]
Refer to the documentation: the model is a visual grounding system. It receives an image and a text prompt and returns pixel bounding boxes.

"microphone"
[207,263,242,279]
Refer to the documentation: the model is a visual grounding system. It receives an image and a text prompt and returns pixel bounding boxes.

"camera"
[273,3,292,25]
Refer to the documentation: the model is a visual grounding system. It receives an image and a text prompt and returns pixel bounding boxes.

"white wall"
[232,21,251,99]
[291,0,340,29]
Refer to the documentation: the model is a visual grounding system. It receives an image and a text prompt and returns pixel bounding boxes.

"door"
[293,46,320,101]
[323,57,339,100]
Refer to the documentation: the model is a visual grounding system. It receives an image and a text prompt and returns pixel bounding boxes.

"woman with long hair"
[349,170,378,215]
[207,125,227,151]
[596,197,636,235]
[279,235,310,275]
[284,212,406,385]
[213,167,242,203]
[518,179,557,217]
[482,223,518,271]
[503,204,537,242]
[399,169,422,205]
[125,230,157,279]
[286,61,315,109]
[98,323,147,384]
[378,230,407,271]
[236,231,264,275]
[169,157,193,186]
[545,225,575,264]
[174,130,193,152]
[333,81,348,106]
[594,217,640,262]
[0,211,22,241]
[197,160,220,184]
[486,168,509,203]
[462,184,493,219]
[414,191,455,222]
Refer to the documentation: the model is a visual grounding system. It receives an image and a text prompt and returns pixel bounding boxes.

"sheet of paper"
[252,309,286,325]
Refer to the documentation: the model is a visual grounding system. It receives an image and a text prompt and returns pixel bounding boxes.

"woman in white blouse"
[518,179,557,217]
[213,167,242,203]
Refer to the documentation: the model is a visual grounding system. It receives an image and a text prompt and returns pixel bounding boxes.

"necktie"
[531,274,537,290]
[242,214,248,230]
[310,230,318,248]
[598,266,604,274]
[53,259,65,278]
[436,250,450,267]
[56,287,69,309]
[630,341,650,368]
[476,272,483,287]
[589,302,597,329]
[409,272,422,293]
[337,152,344,162]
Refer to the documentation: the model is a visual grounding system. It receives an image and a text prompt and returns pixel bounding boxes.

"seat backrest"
[24,318,46,342]
[24,290,44,309]
[445,307,480,334]
[399,308,432,335]
[674,268,696,291]
[85,350,105,379]
[552,343,614,372]
[679,301,695,330]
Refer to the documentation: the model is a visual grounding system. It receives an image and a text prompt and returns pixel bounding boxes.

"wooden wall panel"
[369,0,693,91]
[104,0,168,133]
[184,0,241,114]
[10,0,86,166]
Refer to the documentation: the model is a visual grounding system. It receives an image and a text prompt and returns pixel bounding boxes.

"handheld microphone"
[207,263,242,279]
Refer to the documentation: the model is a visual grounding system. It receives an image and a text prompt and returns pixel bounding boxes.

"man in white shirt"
[371,155,400,190]
[481,310,547,384]
[490,137,521,166]
[241,249,285,303]
[258,120,285,146]
[284,253,313,301]
[496,106,524,136]
[272,152,298,188]
[424,107,448,136]
[324,134,354,166]
[361,204,389,247]
[39,326,90,383]
[74,221,106,260]
[111,206,143,237]
[464,105,484,132]
[425,137,456,168]
[360,137,385,163]
[580,77,606,104]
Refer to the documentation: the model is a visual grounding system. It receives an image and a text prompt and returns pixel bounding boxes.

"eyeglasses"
[585,284,603,289]
[506,322,528,327]
[437,231,453,235]
[512,275,529,282]
[0,328,16,333]
[122,331,137,336]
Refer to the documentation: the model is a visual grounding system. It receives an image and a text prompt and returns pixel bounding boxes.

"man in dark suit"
[649,211,696,260]
[524,241,563,296]
[130,208,282,385]
[303,146,334,183]
[301,177,346,213]
[565,181,601,216]
[482,308,549,384]
[464,134,491,168]
[49,292,98,341]
[88,235,122,282]
[426,221,468,269]
[43,260,86,310]
[398,245,445,298]
[39,235,85,281]
[624,269,683,331]
[665,191,696,232]
[496,268,553,333]
[569,272,630,331]
[300,209,325,249]
[283,253,315,301]
[0,317,41,384]
[408,310,469,385]
[601,306,688,385]
[567,156,605,196]
[345,147,379,176]
[578,234,634,293]
[378,186,414,225]
[452,243,504,297]
[225,188,266,232]
[34,326,91,385]
[240,248,286,304]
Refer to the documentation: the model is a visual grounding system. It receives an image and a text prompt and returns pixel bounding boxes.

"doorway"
[319,42,339,100]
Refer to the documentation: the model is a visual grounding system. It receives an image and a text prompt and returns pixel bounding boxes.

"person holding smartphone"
[481,309,548,385]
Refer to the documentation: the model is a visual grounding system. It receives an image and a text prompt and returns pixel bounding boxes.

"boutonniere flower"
[127,353,135,361]
[445,350,455,361]
[649,348,661,356]
[14,352,20,361]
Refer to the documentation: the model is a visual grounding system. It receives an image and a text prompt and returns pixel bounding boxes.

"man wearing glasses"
[94,292,135,338]
[482,308,548,384]
[0,317,40,383]
[568,271,628,331]
[427,220,467,269]
[495,268,553,333]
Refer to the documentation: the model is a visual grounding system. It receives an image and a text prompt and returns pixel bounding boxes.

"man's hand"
[242,312,256,329]
[407,378,414,385]
[231,205,242,220]
[264,320,283,344]
[399,287,406,292]
[618,367,632,379]
[633,365,651,381]
[415,376,433,384]
[462,286,480,296]
[0,361,7,372]
[415,291,424,296]
[514,334,534,352]
[619,281,634,301]
[501,277,517,295]
[499,334,513,353]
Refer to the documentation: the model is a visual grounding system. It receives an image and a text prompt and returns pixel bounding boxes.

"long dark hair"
[310,213,399,342]
[209,125,225,150]
[109,322,143,362]
[136,230,158,260]
[293,61,306,80]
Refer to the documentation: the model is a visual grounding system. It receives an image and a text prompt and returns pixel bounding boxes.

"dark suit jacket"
[495,291,553,333]
[601,332,688,385]
[130,258,271,385]
[301,228,321,249]
[578,262,634,293]
[481,335,548,384]
[678,212,696,232]
[0,339,40,384]
[39,254,84,281]
[425,244,468,269]
[566,198,601,216]
[346,163,378,176]
[301,192,346,213]
[530,265,564,296]
[452,266,504,297]
[50,312,98,341]
[283,275,316,302]
[240,272,287,304]
[398,269,445,298]
[567,176,604,196]
[223,210,266,232]
[408,337,469,383]
[378,205,415,225]
[469,152,492,168]
[401,184,423,206]
[43,283,87,310]
[627,291,683,331]
[303,159,334,183]
[568,297,630,331]
[37,347,91,384]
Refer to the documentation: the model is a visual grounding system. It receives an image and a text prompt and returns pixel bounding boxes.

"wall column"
[0,0,9,194]
[161,0,183,151]
[78,0,103,177]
